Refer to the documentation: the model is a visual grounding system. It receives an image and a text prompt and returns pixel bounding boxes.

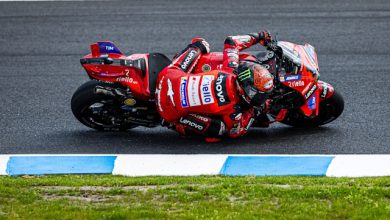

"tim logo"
[105,46,114,51]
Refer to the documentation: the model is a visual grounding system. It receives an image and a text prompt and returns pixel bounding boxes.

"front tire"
[280,90,344,127]
[71,80,138,131]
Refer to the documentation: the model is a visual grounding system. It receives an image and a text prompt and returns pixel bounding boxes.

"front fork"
[264,80,335,124]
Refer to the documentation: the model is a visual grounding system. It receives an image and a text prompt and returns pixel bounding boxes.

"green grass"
[1,175,390,219]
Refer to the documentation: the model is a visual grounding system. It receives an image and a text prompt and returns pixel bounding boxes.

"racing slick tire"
[280,90,344,127]
[71,80,138,131]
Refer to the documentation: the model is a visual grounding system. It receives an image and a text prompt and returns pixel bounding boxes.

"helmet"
[235,62,274,105]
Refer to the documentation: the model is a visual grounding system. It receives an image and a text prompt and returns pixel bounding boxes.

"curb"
[1,155,390,177]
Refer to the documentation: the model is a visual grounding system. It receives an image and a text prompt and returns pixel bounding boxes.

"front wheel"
[71,80,138,131]
[280,90,344,127]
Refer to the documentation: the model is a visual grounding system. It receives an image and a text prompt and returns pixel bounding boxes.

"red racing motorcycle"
[71,40,344,131]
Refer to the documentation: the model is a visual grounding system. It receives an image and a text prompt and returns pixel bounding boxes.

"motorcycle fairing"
[277,41,321,117]
[82,41,152,98]
[91,41,124,57]
[193,52,260,74]
[193,52,224,73]
[81,42,172,99]
[318,80,335,100]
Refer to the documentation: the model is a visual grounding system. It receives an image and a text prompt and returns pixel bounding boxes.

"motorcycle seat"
[147,53,171,95]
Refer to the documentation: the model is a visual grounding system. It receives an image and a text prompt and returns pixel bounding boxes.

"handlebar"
[265,41,283,59]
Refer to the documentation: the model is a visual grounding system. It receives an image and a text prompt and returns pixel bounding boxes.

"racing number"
[124,69,130,76]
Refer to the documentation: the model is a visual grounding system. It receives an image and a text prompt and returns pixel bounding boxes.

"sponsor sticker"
[190,114,210,123]
[179,117,205,132]
[98,42,122,54]
[305,84,317,99]
[180,77,188,107]
[167,78,175,107]
[202,64,211,72]
[287,80,305,88]
[180,49,197,71]
[214,73,231,106]
[308,94,317,110]
[116,77,138,85]
[279,75,301,82]
[279,74,285,82]
[200,75,215,105]
[321,84,328,99]
[187,76,201,106]
[286,75,301,81]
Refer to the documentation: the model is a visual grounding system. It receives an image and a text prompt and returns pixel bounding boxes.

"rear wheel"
[280,90,344,127]
[71,80,138,131]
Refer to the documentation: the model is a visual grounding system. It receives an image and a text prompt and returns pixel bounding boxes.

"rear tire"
[71,80,138,131]
[280,90,344,127]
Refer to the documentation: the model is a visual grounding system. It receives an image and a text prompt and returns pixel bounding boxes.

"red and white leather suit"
[155,32,272,138]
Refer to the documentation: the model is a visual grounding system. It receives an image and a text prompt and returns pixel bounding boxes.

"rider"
[155,30,275,142]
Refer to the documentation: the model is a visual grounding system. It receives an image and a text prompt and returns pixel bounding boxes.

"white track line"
[327,155,390,177]
[0,156,10,175]
[113,154,228,176]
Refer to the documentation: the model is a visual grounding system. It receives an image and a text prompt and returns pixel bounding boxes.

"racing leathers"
[155,32,273,139]
[223,31,272,70]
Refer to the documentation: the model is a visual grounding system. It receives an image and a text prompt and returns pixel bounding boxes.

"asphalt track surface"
[0,0,389,154]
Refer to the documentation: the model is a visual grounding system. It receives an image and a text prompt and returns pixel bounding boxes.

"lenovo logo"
[179,117,204,131]
[215,75,225,102]
[214,73,230,106]
[305,84,317,99]
[180,50,197,71]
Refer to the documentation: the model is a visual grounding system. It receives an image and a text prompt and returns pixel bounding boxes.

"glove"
[191,38,210,54]
[262,99,272,113]
[258,30,273,46]
[253,99,271,117]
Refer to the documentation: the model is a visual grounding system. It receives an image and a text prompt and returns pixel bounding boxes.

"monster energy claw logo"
[238,69,251,81]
